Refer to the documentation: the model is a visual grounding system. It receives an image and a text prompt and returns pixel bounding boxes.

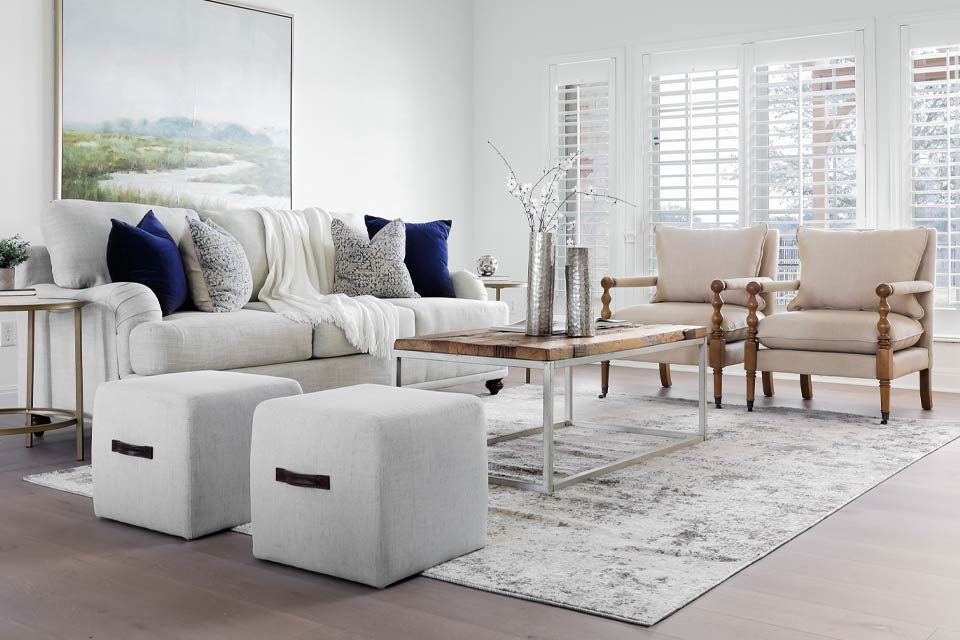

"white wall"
[0,0,474,399]
[471,0,960,391]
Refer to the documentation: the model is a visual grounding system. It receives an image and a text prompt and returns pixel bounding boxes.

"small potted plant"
[0,235,30,290]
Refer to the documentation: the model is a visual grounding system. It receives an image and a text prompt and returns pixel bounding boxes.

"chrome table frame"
[395,336,708,494]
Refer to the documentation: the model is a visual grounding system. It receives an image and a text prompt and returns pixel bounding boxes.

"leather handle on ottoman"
[111,439,154,460]
[275,467,330,490]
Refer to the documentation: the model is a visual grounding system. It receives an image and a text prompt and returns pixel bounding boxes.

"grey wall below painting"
[0,0,474,395]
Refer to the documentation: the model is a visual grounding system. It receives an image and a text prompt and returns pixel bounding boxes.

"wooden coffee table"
[395,324,708,494]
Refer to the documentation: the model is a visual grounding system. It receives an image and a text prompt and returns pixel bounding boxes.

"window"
[638,32,865,300]
[644,47,741,273]
[751,33,863,294]
[906,44,960,309]
[549,56,618,304]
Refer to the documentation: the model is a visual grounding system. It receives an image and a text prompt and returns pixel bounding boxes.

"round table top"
[0,297,87,311]
[480,280,527,289]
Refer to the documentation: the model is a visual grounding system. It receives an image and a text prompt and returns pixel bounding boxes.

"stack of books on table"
[0,288,37,298]
[480,275,518,282]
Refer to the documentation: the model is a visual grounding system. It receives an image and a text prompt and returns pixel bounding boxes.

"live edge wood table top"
[394,324,708,363]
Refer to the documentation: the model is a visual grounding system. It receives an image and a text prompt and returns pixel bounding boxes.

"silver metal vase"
[565,247,596,337]
[525,232,556,336]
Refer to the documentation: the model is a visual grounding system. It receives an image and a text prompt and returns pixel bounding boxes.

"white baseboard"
[609,361,960,394]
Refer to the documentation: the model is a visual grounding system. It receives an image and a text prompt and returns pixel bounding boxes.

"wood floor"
[1,366,958,640]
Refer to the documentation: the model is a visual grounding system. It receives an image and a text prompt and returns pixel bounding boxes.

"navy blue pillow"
[106,210,188,316]
[364,215,455,298]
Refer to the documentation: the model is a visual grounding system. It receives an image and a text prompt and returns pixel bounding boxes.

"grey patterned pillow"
[179,217,253,312]
[332,218,418,298]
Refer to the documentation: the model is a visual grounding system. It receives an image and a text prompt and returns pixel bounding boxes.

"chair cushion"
[758,309,923,355]
[611,302,760,342]
[789,227,929,319]
[129,309,313,375]
[652,224,768,308]
[244,301,416,359]
[387,298,509,335]
[41,199,196,289]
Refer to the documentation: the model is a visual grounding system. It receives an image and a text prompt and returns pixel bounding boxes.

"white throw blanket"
[255,207,399,359]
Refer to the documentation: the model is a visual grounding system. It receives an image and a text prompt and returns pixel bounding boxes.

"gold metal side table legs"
[0,303,84,461]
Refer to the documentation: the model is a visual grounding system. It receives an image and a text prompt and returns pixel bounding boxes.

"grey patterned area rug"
[23,384,960,626]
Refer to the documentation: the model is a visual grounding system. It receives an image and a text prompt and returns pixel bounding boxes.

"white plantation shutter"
[906,43,960,309]
[751,32,864,298]
[644,47,741,274]
[549,57,617,304]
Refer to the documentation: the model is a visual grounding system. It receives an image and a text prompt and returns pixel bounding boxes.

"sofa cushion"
[387,298,509,335]
[789,227,929,319]
[200,209,269,303]
[106,211,188,316]
[758,309,923,355]
[365,215,456,298]
[179,217,253,313]
[41,199,196,289]
[333,218,417,298]
[652,224,768,308]
[612,302,760,342]
[244,301,416,359]
[129,309,312,375]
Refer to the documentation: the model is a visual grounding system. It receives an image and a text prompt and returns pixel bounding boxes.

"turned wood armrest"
[876,280,934,297]
[599,275,658,319]
[745,279,801,295]
[711,276,774,292]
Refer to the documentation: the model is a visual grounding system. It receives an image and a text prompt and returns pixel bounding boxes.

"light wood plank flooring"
[0,366,957,639]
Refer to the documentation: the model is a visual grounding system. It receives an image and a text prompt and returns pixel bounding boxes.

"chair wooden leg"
[659,363,672,388]
[879,379,891,424]
[800,374,813,400]
[599,360,610,398]
[713,368,723,409]
[920,368,933,410]
[761,371,774,397]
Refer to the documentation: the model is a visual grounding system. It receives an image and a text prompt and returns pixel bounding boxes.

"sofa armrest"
[599,275,658,319]
[450,270,489,301]
[16,245,54,288]
[34,282,161,377]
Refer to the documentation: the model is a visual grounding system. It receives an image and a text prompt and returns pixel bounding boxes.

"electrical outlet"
[0,320,16,347]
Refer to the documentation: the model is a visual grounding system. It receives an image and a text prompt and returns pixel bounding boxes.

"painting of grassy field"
[60,0,292,210]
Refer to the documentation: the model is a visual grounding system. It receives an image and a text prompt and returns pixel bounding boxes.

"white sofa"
[17,200,508,426]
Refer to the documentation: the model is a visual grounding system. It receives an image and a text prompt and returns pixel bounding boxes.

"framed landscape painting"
[57,0,293,210]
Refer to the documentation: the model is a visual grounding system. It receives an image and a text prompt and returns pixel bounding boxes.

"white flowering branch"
[488,140,635,233]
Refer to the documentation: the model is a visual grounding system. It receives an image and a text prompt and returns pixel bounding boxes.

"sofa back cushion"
[652,224,768,308]
[42,199,196,288]
[788,227,929,319]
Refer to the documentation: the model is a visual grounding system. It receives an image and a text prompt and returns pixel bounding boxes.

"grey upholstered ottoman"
[250,384,487,588]
[93,370,302,539]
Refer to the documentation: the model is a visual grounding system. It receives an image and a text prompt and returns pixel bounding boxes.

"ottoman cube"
[250,384,487,588]
[93,370,302,539]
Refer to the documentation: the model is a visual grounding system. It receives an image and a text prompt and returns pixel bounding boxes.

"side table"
[479,279,531,383]
[0,297,86,460]
[480,279,526,302]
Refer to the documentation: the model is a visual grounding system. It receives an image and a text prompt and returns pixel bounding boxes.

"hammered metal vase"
[565,247,596,337]
[525,232,556,336]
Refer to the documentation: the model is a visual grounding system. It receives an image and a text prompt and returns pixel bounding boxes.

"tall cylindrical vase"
[565,247,596,337]
[525,232,556,336]
[0,268,14,291]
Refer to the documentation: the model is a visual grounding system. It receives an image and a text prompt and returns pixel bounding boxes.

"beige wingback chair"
[599,224,779,408]
[731,227,936,424]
